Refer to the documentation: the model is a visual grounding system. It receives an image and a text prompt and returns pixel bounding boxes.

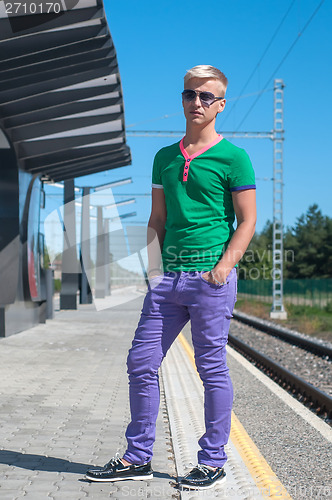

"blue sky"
[75,0,331,235]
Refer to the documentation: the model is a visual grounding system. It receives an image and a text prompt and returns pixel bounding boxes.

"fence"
[237,278,332,309]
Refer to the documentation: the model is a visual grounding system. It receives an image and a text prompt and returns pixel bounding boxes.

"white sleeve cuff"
[152,183,164,189]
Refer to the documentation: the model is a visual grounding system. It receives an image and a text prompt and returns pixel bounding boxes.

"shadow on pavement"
[1,451,178,482]
[0,450,89,474]
[152,470,176,481]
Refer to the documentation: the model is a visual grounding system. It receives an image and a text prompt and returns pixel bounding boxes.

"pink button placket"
[179,135,223,182]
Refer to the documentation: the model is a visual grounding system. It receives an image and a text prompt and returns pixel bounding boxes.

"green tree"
[239,220,273,280]
[239,204,332,280]
[285,204,332,279]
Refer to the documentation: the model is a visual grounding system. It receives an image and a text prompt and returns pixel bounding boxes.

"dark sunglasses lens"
[199,92,215,105]
[182,90,196,101]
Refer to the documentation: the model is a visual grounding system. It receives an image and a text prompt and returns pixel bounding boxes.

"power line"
[45,193,152,197]
[222,0,296,127]
[235,0,326,130]
[127,130,273,139]
[125,89,274,130]
[126,112,181,128]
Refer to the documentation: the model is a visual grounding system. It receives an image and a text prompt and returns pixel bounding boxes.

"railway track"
[229,311,332,419]
[233,310,332,358]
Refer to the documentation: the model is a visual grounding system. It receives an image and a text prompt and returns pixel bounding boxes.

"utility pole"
[270,79,287,319]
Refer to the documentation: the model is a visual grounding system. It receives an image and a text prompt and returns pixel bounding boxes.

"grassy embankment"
[235,297,332,342]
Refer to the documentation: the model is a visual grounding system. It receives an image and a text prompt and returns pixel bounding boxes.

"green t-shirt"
[152,135,256,272]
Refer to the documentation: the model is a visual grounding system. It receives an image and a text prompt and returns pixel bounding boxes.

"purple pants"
[123,268,237,468]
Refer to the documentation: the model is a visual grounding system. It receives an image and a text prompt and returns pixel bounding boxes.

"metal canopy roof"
[0,0,131,182]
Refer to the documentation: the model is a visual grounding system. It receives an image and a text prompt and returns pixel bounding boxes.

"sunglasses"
[182,89,225,107]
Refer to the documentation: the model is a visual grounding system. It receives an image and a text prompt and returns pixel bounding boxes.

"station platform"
[0,288,331,499]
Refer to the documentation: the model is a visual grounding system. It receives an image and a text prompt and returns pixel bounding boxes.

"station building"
[0,0,131,335]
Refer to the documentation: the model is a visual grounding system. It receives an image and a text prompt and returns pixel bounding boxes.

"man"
[86,65,256,490]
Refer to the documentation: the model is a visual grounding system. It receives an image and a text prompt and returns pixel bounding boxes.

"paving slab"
[0,293,179,499]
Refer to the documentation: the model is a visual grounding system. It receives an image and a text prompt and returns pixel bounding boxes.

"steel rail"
[233,310,332,359]
[228,333,332,418]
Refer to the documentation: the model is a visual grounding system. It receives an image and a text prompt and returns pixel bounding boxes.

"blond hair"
[184,65,228,96]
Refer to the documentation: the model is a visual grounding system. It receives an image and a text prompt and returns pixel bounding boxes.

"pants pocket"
[199,270,229,290]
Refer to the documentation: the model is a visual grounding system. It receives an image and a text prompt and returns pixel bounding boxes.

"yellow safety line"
[178,332,293,499]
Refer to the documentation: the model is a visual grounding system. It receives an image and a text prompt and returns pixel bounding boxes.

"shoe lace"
[196,464,214,475]
[105,452,123,468]
[184,463,213,478]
